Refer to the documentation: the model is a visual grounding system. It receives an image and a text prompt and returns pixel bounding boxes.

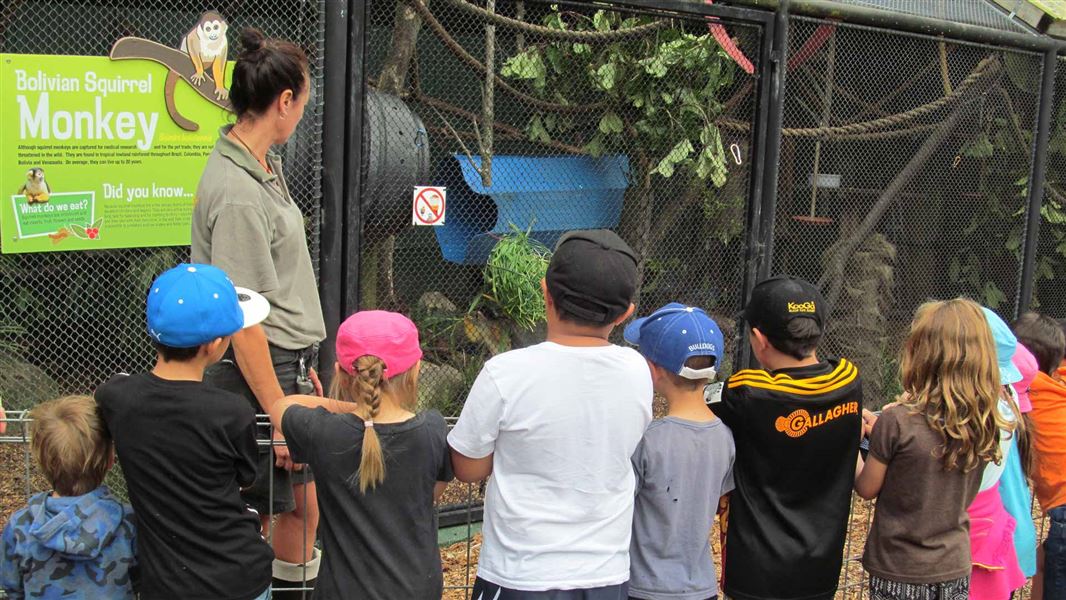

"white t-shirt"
[448,341,653,590]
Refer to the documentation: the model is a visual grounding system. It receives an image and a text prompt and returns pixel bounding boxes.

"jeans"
[252,586,271,600]
[1046,506,1066,600]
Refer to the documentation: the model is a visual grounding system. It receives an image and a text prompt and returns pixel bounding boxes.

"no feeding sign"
[412,186,446,226]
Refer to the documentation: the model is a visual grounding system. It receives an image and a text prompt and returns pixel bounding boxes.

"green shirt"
[190,126,326,350]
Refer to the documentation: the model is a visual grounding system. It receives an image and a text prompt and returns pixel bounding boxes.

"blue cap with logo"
[147,264,270,348]
[624,302,724,380]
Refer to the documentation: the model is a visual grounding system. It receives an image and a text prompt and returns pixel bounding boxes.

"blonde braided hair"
[329,355,419,493]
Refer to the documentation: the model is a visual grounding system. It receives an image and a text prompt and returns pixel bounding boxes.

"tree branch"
[817,59,1002,312]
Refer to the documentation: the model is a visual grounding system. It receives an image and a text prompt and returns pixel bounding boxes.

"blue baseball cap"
[624,302,724,380]
[981,306,1023,385]
[146,264,270,348]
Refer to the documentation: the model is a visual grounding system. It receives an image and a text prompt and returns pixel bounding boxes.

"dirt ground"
[438,499,1047,600]
[0,447,1046,600]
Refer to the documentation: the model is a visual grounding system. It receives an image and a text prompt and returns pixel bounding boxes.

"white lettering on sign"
[17,93,159,151]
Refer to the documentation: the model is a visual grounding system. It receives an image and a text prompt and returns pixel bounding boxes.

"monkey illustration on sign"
[162,11,230,131]
[110,12,235,132]
[18,168,50,204]
[180,11,229,101]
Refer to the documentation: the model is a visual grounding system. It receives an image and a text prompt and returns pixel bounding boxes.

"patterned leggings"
[868,575,970,600]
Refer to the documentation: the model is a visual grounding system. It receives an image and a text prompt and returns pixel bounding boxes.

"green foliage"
[948,252,1008,309]
[501,8,737,193]
[482,226,552,331]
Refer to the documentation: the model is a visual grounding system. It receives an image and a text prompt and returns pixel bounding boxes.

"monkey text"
[17,93,159,151]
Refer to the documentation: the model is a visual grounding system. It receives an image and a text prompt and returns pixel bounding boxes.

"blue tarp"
[434,154,630,264]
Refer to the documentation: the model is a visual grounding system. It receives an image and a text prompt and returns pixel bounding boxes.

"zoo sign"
[0,12,235,253]
[413,186,447,226]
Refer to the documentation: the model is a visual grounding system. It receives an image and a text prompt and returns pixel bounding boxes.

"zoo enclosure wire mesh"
[0,0,326,503]
[1,0,1066,598]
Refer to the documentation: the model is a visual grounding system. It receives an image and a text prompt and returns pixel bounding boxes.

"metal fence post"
[1017,49,1057,318]
[737,0,790,370]
[345,0,370,316]
[757,0,789,282]
[320,0,352,387]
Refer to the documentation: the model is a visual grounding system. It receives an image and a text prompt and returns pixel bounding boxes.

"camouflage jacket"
[1,486,136,599]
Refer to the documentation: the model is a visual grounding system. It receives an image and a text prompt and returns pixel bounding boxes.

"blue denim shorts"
[1045,506,1066,600]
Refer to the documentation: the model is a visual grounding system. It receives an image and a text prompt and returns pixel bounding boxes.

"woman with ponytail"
[191,27,325,594]
[267,311,454,599]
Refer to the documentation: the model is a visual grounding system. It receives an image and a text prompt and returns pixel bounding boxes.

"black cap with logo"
[546,229,639,324]
[742,275,826,339]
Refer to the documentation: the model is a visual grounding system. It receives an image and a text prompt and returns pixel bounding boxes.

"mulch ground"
[0,444,1048,600]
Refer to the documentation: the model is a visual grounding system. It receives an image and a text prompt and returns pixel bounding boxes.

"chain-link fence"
[360,0,761,414]
[0,0,325,500]
[4,0,1066,598]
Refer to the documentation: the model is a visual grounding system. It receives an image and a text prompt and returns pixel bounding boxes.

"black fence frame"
[330,0,1066,374]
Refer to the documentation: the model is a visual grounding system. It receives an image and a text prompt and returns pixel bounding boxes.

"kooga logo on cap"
[787,301,816,313]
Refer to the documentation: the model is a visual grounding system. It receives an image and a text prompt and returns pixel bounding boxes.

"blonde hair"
[900,298,1009,472]
[329,356,419,493]
[30,395,112,496]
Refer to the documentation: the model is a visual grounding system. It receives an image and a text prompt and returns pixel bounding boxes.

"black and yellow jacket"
[711,356,862,600]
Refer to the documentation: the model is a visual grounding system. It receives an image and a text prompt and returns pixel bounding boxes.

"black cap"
[742,275,826,339]
[546,230,638,324]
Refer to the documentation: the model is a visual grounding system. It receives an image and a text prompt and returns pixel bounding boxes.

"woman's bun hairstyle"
[229,27,308,120]
[239,27,267,56]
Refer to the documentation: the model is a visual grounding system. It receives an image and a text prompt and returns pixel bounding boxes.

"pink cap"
[335,311,423,379]
[1012,343,1039,413]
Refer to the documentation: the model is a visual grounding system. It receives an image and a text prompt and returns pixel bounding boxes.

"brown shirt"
[862,404,985,583]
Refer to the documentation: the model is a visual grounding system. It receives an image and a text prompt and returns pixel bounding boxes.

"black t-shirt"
[711,357,862,600]
[282,406,454,599]
[96,372,273,600]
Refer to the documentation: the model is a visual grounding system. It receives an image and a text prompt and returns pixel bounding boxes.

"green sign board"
[1,53,233,253]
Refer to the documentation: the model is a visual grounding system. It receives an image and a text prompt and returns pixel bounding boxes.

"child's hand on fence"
[861,408,878,438]
[0,401,5,435]
[273,429,297,471]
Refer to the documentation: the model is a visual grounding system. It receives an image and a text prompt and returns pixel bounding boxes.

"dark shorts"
[204,344,317,515]
[868,575,968,600]
[471,577,628,600]
[1045,506,1066,600]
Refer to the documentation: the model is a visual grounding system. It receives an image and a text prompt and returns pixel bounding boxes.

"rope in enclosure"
[432,0,672,42]
[407,0,607,113]
[409,0,1002,141]
[718,56,1001,139]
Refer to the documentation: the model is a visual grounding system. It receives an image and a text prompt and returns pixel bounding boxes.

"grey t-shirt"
[190,127,326,350]
[630,416,735,600]
[862,404,985,583]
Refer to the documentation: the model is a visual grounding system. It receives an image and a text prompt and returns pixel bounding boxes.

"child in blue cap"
[95,264,275,600]
[624,303,735,600]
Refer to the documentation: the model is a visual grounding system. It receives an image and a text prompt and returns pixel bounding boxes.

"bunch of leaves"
[482,225,551,331]
[501,9,737,188]
[952,80,1066,306]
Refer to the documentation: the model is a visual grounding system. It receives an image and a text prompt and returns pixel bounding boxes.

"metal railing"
[0,410,1050,600]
